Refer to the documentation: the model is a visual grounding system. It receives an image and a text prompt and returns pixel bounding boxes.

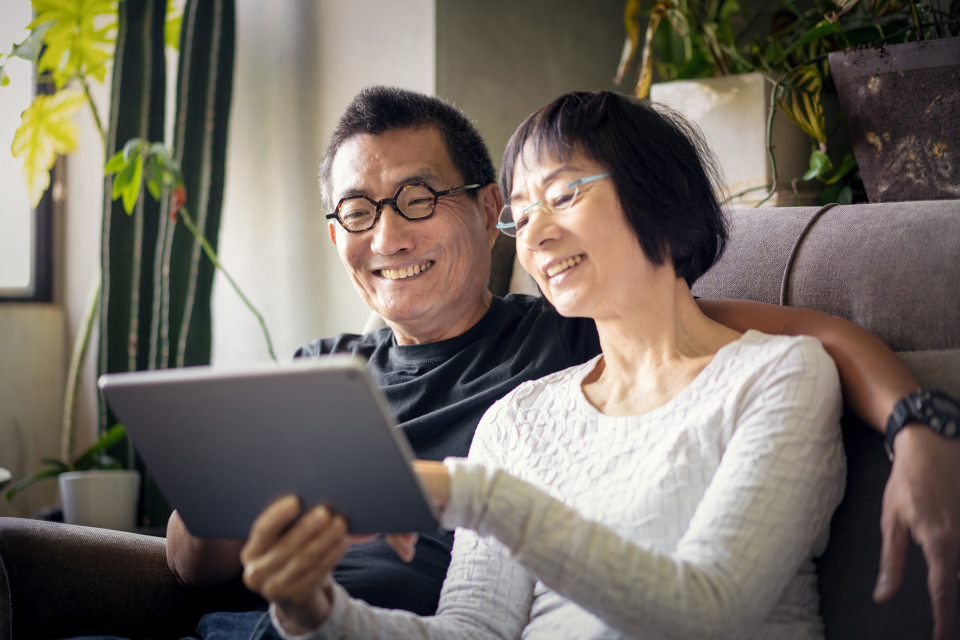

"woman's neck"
[583,279,741,417]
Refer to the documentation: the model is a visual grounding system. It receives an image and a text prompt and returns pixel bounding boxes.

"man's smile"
[378,260,435,280]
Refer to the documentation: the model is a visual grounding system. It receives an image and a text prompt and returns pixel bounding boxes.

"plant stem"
[177,206,277,362]
[753,79,782,208]
[60,271,101,461]
[80,76,107,149]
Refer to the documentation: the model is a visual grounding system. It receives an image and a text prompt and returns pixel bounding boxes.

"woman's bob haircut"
[501,91,727,286]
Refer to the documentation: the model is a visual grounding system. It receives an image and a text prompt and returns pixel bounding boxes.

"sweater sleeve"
[268,406,536,640]
[441,337,845,639]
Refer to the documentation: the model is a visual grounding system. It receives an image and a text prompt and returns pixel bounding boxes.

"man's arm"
[698,298,960,640]
[166,510,245,588]
[697,298,913,432]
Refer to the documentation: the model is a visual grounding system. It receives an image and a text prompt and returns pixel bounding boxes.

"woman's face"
[510,146,665,321]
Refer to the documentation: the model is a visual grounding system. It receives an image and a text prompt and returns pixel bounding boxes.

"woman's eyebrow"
[510,165,581,201]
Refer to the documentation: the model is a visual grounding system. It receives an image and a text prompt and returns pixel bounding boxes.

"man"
[169,86,960,639]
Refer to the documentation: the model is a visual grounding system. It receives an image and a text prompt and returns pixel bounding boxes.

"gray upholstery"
[1,201,957,639]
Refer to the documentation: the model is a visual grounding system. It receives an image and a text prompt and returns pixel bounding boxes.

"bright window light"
[0,0,37,296]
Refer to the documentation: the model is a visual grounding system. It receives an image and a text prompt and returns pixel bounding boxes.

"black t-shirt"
[294,294,600,615]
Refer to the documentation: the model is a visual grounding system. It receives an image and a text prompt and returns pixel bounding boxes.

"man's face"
[328,126,500,345]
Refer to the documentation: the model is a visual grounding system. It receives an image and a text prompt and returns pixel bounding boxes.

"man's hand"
[240,496,350,634]
[875,426,960,640]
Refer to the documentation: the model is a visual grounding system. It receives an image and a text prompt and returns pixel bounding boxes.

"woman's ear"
[328,221,338,245]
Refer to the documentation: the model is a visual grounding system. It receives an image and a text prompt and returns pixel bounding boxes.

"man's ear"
[328,221,338,246]
[478,183,503,248]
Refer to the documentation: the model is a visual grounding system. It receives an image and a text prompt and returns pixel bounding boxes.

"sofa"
[1,200,958,639]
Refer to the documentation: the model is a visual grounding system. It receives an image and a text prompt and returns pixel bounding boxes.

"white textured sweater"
[275,331,846,639]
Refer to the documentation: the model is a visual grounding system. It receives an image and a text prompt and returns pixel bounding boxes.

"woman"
[244,91,845,639]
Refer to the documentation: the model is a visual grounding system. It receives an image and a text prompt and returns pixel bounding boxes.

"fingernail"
[873,574,889,601]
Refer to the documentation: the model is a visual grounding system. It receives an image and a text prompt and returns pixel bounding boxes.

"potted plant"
[614,0,957,205]
[4,425,140,530]
[826,0,959,201]
[1,0,273,528]
[614,0,855,205]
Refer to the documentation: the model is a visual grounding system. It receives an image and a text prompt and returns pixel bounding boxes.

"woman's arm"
[240,497,532,639]
[441,338,844,639]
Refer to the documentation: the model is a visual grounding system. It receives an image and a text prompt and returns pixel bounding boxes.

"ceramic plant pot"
[59,469,141,530]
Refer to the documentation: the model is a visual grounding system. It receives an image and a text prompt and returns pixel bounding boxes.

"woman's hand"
[414,459,452,512]
[240,496,350,634]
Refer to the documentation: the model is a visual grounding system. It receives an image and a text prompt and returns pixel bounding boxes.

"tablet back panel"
[98,357,438,537]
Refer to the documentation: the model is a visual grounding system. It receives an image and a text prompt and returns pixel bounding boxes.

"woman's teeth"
[381,261,433,280]
[546,255,583,278]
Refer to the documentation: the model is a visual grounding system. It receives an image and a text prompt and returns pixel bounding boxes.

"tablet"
[98,356,439,538]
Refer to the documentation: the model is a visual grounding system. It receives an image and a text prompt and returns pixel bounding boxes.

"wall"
[436,0,624,175]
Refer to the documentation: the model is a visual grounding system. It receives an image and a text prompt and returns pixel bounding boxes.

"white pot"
[58,470,141,531]
[650,72,819,207]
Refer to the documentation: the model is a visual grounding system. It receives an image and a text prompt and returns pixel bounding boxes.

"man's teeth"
[546,255,583,278]
[381,261,433,280]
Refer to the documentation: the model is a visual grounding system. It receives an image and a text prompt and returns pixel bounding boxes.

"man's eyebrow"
[334,170,445,202]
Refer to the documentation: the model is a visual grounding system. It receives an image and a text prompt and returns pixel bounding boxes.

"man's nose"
[370,203,413,255]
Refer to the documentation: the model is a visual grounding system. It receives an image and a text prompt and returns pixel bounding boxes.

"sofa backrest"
[691,200,960,639]
[492,199,960,638]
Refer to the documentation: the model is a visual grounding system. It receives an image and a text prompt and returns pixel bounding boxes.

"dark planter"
[828,37,960,202]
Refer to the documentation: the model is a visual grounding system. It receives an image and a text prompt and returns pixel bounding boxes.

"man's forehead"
[330,127,461,198]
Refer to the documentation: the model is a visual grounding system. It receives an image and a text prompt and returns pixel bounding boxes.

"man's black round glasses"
[327,182,481,233]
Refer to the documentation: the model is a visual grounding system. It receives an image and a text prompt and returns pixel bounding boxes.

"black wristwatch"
[885,389,960,460]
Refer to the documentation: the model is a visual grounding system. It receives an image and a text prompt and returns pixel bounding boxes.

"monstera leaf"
[11,88,86,206]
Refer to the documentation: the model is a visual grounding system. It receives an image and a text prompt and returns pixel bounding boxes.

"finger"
[243,504,338,592]
[923,553,957,640]
[242,495,302,562]
[257,513,350,601]
[874,511,909,602]
[384,532,419,562]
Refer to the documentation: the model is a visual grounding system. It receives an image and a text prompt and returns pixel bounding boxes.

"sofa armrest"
[0,517,263,640]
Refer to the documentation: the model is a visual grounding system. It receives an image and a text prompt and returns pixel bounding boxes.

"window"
[0,0,53,302]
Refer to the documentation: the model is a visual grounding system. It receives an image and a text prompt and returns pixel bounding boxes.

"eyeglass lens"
[336,184,436,232]
[497,173,610,237]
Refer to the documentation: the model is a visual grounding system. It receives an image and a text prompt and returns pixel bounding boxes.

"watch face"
[920,390,960,438]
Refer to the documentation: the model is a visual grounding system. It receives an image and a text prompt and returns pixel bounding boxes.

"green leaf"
[121,154,144,213]
[775,66,827,144]
[8,21,55,65]
[824,152,858,185]
[72,424,127,470]
[10,88,86,207]
[112,155,134,202]
[104,149,126,174]
[802,149,834,181]
[4,466,65,501]
[31,0,117,88]
[165,0,182,51]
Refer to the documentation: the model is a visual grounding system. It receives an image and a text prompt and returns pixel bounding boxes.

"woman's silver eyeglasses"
[496,172,611,237]
[327,182,480,233]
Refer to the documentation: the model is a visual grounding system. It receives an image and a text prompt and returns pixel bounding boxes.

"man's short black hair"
[319,86,496,213]
[500,90,727,287]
